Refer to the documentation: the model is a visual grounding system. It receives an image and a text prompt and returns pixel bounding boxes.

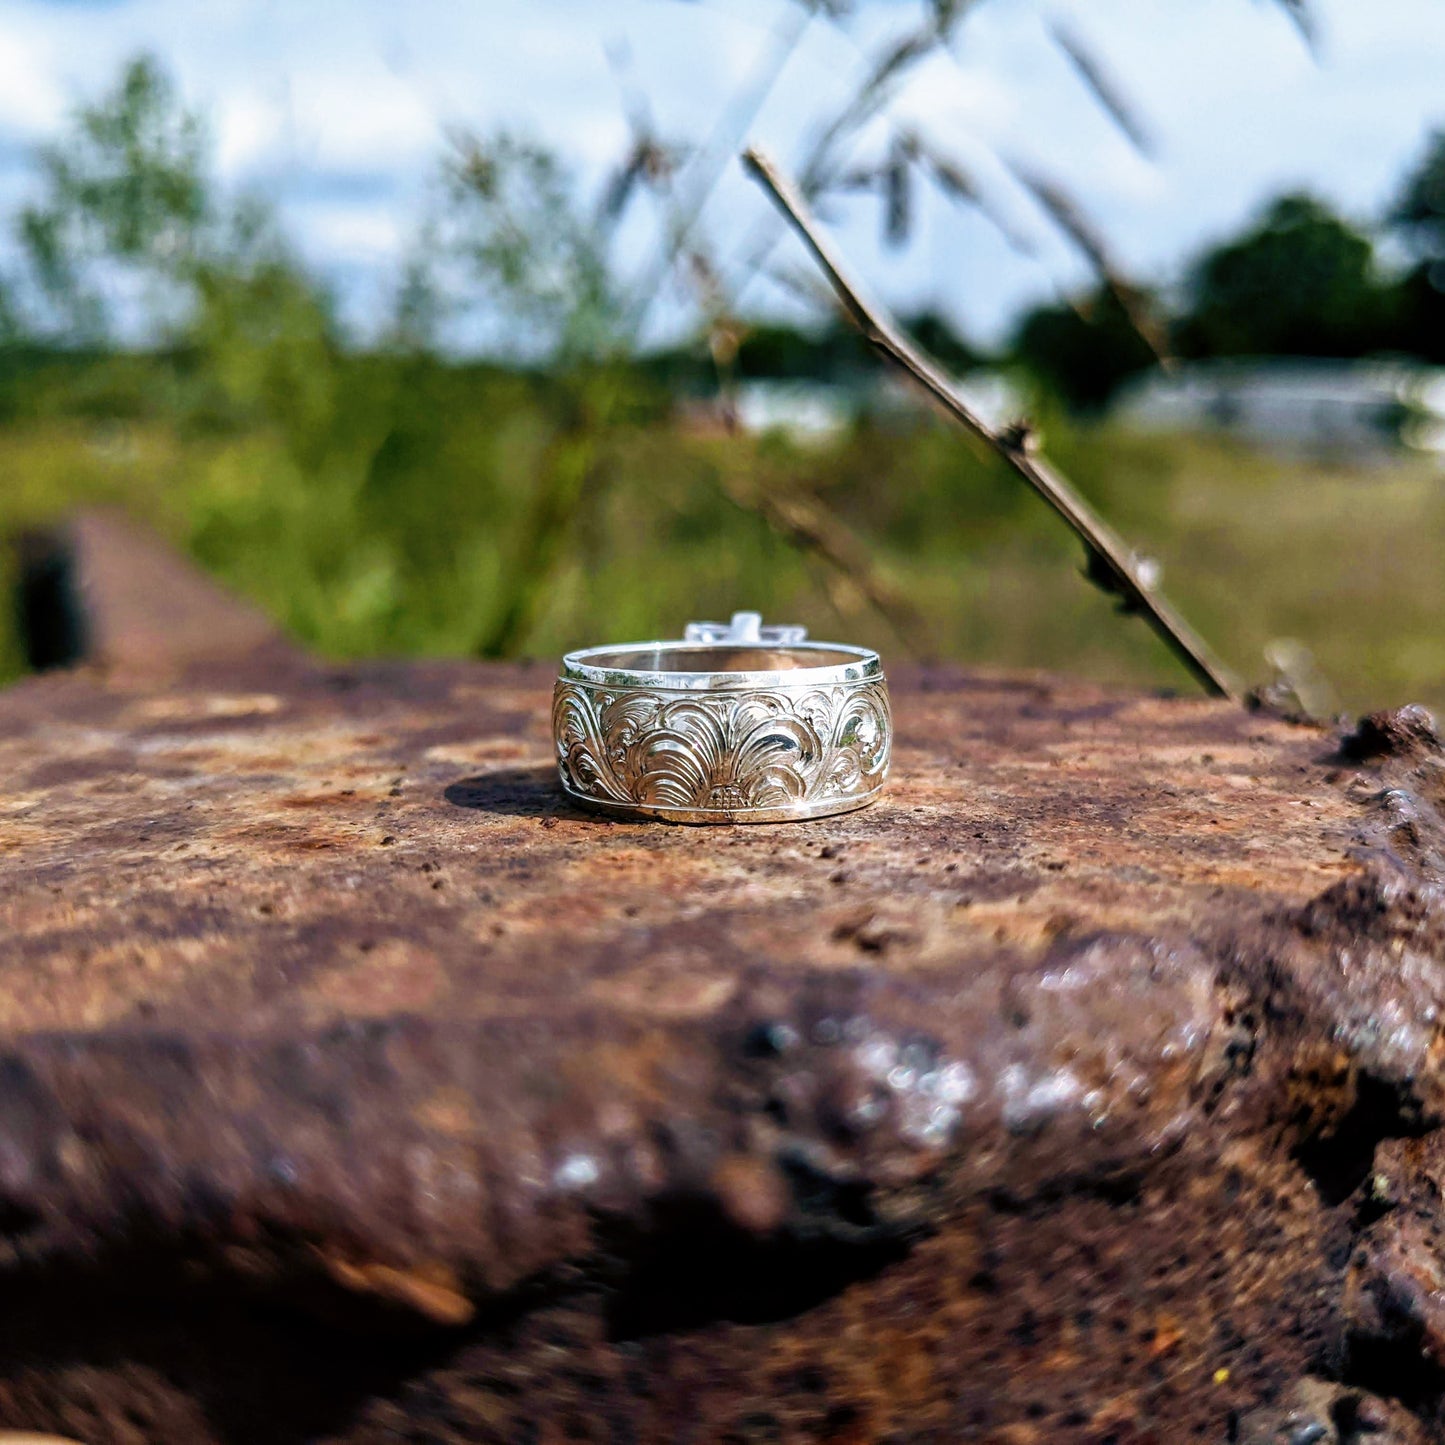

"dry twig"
[602,25,938,656]
[742,145,1244,704]
[1049,22,1156,158]
[715,467,930,655]
[1007,162,1171,366]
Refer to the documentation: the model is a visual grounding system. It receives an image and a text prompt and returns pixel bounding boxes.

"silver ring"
[552,612,891,824]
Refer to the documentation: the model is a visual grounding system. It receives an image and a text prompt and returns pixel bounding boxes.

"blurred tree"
[439,130,658,655]
[186,200,343,463]
[1383,129,1445,365]
[18,54,210,343]
[12,50,349,456]
[444,133,624,363]
[1012,287,1159,414]
[1384,262,1445,365]
[0,277,21,347]
[1175,194,1391,359]
[1391,129,1445,256]
[646,312,976,391]
[904,310,978,374]
[733,320,870,382]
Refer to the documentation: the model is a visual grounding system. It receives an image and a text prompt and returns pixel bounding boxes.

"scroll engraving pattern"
[552,681,891,811]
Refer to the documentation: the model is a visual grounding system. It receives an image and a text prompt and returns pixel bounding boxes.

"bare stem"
[715,464,931,657]
[741,145,1244,705]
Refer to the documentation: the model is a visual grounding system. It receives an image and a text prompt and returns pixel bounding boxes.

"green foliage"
[7,381,1445,714]
[0,278,21,348]
[2,56,667,667]
[443,132,624,362]
[1011,184,1445,411]
[19,54,209,342]
[1011,288,1158,414]
[436,129,670,650]
[10,50,342,452]
[1177,194,1391,359]
[184,202,343,459]
[1388,262,1445,365]
[1391,129,1445,257]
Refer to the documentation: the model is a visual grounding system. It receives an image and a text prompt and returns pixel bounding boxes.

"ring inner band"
[579,645,864,673]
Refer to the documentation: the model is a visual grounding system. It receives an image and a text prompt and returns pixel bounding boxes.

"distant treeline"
[648,157,1445,414]
[1013,171,1445,411]
[638,311,979,395]
[0,54,1442,420]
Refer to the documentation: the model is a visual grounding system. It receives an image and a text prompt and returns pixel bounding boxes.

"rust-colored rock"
[2,651,1445,1442]
[1235,1377,1426,1444]
[16,509,297,682]
[1339,703,1443,764]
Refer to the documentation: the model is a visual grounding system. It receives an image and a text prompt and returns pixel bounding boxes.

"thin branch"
[619,2,811,337]
[1270,0,1319,54]
[716,464,932,657]
[741,145,1244,705]
[1049,21,1156,159]
[1007,161,1171,366]
[907,130,1038,258]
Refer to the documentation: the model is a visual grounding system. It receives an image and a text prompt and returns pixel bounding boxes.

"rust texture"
[0,646,1444,1442]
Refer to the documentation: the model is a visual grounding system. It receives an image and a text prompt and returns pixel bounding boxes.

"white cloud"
[0,21,65,138]
[214,90,288,178]
[288,73,440,173]
[295,201,405,262]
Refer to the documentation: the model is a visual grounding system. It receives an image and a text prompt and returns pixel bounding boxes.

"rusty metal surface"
[0,653,1443,1442]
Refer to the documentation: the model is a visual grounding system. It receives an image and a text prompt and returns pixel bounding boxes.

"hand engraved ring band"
[552,612,891,824]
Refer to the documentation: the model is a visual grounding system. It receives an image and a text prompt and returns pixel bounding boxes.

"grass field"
[1,369,1441,716]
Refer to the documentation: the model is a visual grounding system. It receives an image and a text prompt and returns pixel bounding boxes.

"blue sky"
[0,0,1442,347]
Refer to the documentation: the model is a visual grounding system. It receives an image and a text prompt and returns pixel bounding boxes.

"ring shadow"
[443,765,580,819]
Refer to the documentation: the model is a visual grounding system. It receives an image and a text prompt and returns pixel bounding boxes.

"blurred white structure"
[1114,361,1445,459]
[731,371,1026,444]
[733,381,853,442]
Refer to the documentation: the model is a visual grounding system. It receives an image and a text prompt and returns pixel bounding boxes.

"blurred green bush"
[3,56,1445,714]
[5,346,1445,715]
